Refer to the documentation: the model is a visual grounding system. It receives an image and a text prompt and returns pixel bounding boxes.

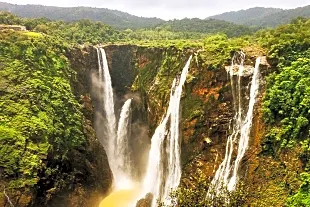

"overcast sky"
[3,0,310,20]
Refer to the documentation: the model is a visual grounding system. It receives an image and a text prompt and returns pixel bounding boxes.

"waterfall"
[96,48,133,189]
[115,99,133,188]
[142,56,192,207]
[210,54,261,196]
[97,48,117,156]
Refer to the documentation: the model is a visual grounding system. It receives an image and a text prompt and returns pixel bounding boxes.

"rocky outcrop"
[0,24,26,31]
[135,193,153,207]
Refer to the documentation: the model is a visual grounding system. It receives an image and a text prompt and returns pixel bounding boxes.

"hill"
[0,2,259,39]
[0,2,164,30]
[208,6,310,27]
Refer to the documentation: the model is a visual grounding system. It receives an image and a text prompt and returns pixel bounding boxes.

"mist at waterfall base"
[209,53,261,198]
[92,47,193,206]
[92,71,149,181]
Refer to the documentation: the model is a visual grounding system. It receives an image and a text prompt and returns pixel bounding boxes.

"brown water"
[99,187,140,207]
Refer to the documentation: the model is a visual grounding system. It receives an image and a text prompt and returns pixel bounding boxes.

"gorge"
[75,45,267,207]
[1,14,310,207]
[96,47,194,206]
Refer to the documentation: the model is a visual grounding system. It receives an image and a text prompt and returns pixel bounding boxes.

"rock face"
[1,39,301,207]
[135,193,153,207]
[14,44,297,206]
[0,24,26,31]
[54,46,114,207]
[64,45,303,206]
[91,44,299,206]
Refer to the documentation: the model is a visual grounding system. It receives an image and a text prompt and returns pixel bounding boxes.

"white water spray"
[96,48,133,189]
[142,56,192,207]
[210,54,261,195]
[97,48,117,156]
[115,99,133,189]
[228,57,261,191]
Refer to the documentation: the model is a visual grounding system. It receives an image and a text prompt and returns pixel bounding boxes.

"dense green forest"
[0,12,256,45]
[1,6,310,207]
[209,5,310,27]
[0,29,87,204]
[208,7,282,25]
[152,18,258,37]
[259,17,310,206]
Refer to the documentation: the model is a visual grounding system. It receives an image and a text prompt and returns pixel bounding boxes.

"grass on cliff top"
[119,39,203,49]
[24,31,43,38]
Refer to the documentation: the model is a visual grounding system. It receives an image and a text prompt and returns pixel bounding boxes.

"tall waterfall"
[143,56,192,207]
[96,48,133,189]
[97,48,117,156]
[210,54,261,195]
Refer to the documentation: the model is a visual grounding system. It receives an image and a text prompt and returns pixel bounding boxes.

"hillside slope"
[0,2,164,29]
[208,6,310,27]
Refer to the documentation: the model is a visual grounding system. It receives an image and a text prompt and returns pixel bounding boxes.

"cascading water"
[228,56,261,191]
[96,48,133,190]
[97,48,117,157]
[142,56,192,207]
[115,99,133,188]
[209,53,261,196]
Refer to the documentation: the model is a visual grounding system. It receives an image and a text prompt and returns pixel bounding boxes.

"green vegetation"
[263,57,310,148]
[154,18,257,37]
[259,18,310,206]
[199,34,253,69]
[208,7,282,25]
[261,18,310,150]
[0,29,85,198]
[209,5,310,27]
[123,28,207,41]
[158,173,246,207]
[0,11,124,44]
[286,172,310,207]
[0,12,257,46]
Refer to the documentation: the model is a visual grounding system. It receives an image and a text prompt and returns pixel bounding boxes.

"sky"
[3,0,310,20]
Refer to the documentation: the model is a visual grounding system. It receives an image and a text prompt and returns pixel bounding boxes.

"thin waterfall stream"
[210,53,261,196]
[116,99,133,185]
[142,56,192,207]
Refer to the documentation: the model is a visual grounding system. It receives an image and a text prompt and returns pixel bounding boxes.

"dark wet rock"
[136,193,153,207]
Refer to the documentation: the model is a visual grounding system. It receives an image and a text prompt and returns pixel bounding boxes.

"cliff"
[96,44,302,206]
[1,31,307,206]
[0,31,112,207]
